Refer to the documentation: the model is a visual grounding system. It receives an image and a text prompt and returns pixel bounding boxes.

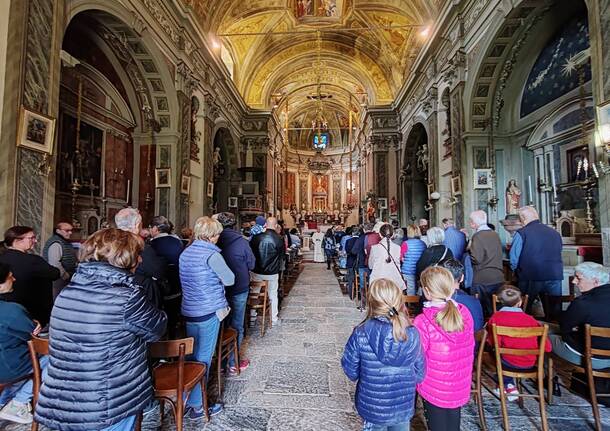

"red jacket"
[487,308,551,368]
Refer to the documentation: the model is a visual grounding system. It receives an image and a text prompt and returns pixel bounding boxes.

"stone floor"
[2,257,609,430]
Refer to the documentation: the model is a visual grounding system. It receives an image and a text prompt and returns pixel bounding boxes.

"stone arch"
[401,122,429,224]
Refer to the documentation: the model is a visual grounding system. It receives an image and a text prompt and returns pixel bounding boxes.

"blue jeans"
[227,291,248,367]
[100,415,136,431]
[0,355,49,405]
[403,274,417,295]
[363,421,410,431]
[358,268,370,305]
[499,358,531,386]
[471,282,503,317]
[549,334,610,370]
[185,316,220,409]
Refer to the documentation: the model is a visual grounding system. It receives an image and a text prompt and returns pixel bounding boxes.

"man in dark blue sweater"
[510,206,563,321]
[149,215,183,337]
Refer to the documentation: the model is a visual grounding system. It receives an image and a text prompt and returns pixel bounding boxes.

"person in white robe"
[312,229,325,263]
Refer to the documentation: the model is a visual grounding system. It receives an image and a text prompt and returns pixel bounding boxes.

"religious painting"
[17,107,55,154]
[295,0,341,19]
[284,172,296,207]
[181,175,191,195]
[228,197,238,208]
[451,176,462,196]
[378,198,388,209]
[155,168,171,188]
[473,168,493,189]
[567,146,590,183]
[57,113,103,196]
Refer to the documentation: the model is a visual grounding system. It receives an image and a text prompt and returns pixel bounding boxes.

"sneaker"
[184,406,204,420]
[494,384,519,402]
[0,400,33,424]
[228,359,251,376]
[208,403,224,417]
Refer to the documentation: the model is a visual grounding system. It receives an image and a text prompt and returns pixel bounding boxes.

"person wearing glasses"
[0,226,60,326]
[42,221,77,299]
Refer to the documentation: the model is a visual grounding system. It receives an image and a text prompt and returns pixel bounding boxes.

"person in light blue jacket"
[342,278,425,430]
[180,216,234,419]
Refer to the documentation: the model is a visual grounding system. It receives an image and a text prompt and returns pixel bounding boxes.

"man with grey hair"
[510,206,563,321]
[550,262,610,369]
[115,208,167,309]
[468,210,503,316]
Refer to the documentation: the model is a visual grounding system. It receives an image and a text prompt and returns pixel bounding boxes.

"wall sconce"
[430,191,440,201]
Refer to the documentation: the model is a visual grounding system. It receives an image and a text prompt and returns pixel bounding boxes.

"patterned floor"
[2,256,608,430]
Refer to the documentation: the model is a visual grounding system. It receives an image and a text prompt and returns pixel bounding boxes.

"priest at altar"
[312,229,325,263]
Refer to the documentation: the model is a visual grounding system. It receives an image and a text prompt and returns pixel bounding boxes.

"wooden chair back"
[491,293,529,314]
[491,324,548,378]
[27,336,49,431]
[586,324,610,376]
[402,294,421,316]
[149,337,194,359]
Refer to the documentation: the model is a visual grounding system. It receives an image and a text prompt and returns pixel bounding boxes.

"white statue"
[416,144,429,172]
[213,147,222,167]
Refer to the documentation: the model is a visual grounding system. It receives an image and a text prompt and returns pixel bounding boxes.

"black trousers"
[422,399,461,431]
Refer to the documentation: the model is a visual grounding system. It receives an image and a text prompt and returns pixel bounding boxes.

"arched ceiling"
[181,0,441,148]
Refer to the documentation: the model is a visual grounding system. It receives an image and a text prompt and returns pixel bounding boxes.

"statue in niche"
[213,147,224,177]
[416,144,429,172]
[366,198,377,222]
[505,179,522,216]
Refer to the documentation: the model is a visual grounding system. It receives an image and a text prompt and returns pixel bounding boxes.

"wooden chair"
[548,324,610,431]
[215,324,239,399]
[246,280,272,336]
[472,329,489,431]
[402,294,421,317]
[149,338,208,430]
[491,294,529,314]
[490,324,550,431]
[27,336,48,431]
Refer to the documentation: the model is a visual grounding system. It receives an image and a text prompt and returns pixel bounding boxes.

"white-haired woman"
[415,226,453,282]
[179,217,235,418]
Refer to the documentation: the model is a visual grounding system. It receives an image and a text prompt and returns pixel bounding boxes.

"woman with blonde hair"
[342,278,425,430]
[179,216,234,418]
[413,266,474,431]
[35,229,167,431]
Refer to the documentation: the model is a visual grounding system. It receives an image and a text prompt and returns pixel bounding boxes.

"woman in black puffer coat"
[35,229,167,431]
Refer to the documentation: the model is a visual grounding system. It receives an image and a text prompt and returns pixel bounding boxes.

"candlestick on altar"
[550,169,557,199]
[126,179,131,204]
[101,170,106,197]
[527,176,533,205]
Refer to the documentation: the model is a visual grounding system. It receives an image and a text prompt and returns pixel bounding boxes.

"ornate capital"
[369,134,401,152]
[177,61,199,95]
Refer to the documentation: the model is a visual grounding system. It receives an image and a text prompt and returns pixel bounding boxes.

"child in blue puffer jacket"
[342,278,426,431]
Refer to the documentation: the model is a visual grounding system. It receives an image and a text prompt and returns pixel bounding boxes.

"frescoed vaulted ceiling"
[181,0,442,149]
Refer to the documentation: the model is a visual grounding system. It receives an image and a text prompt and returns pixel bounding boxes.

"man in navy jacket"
[510,206,563,321]
[215,212,256,374]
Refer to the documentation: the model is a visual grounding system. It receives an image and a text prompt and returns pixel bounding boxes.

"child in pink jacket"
[414,266,475,431]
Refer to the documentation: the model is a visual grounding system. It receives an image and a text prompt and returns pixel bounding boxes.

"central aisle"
[190,260,364,430]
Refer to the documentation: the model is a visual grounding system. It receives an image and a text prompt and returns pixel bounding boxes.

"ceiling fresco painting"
[181,0,441,149]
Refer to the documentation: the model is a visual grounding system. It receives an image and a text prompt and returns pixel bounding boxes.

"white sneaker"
[494,384,519,402]
[0,400,33,424]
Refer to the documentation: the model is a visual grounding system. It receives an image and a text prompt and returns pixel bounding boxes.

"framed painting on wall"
[17,107,56,154]
[180,175,191,195]
[206,181,213,198]
[473,168,493,189]
[451,176,462,196]
[155,168,171,188]
[228,196,238,208]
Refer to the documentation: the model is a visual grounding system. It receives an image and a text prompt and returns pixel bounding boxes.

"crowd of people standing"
[0,209,294,429]
[339,206,610,430]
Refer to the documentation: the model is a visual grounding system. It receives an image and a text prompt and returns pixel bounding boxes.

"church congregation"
[2,0,610,429]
